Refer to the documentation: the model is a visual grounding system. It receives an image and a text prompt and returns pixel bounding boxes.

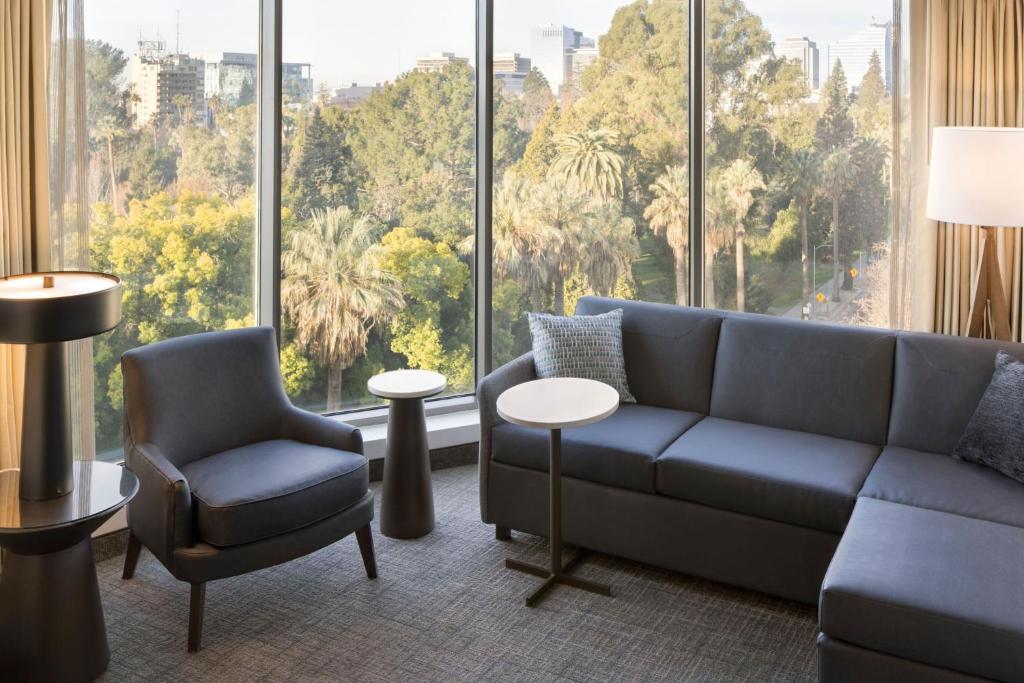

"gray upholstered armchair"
[120,327,376,652]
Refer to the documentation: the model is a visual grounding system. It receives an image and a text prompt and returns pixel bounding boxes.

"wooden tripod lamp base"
[967,226,1013,341]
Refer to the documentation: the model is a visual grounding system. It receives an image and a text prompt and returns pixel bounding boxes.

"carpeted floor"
[97,465,818,682]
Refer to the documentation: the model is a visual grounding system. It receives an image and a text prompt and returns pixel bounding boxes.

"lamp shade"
[926,127,1024,227]
[0,271,121,344]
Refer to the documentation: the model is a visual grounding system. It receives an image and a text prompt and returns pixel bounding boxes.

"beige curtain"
[909,0,1024,338]
[0,0,53,473]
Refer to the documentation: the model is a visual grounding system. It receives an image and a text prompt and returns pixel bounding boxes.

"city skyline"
[87,1,893,91]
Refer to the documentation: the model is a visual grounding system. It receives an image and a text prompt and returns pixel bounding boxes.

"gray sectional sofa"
[477,296,1024,683]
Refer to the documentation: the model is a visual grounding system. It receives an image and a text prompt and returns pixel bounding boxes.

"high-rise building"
[130,40,206,127]
[530,24,594,93]
[826,20,893,92]
[201,52,257,105]
[568,46,600,89]
[777,36,820,92]
[494,52,532,96]
[282,62,314,102]
[415,52,469,73]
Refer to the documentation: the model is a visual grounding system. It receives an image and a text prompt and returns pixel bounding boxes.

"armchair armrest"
[477,352,536,522]
[124,441,194,571]
[281,406,363,455]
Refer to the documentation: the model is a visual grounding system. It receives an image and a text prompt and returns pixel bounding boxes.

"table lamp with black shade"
[927,127,1024,341]
[0,271,121,500]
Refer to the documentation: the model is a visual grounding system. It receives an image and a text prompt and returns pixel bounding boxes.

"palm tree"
[282,207,403,411]
[644,165,689,304]
[465,172,562,312]
[530,175,590,314]
[720,158,765,311]
[787,149,820,308]
[548,129,624,201]
[821,148,856,302]
[93,115,124,215]
[703,172,733,310]
[582,201,639,296]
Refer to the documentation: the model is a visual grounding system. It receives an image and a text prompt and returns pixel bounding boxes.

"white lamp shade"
[926,127,1024,227]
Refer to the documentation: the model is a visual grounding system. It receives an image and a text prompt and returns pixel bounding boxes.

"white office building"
[494,53,532,96]
[826,20,893,92]
[415,52,469,73]
[777,36,820,92]
[530,24,593,94]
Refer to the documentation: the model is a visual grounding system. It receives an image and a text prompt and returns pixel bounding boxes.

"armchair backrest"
[122,326,291,467]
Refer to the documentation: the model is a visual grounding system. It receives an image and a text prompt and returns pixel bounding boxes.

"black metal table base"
[503,428,613,607]
[506,551,611,607]
[380,396,435,539]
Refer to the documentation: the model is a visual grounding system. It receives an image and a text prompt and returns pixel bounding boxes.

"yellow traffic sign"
[816,291,826,303]
[849,267,859,278]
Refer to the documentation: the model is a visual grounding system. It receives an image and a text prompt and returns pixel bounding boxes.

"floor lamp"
[0,272,121,500]
[927,127,1024,341]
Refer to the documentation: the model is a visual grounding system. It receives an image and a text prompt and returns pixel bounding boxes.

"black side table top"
[0,461,138,537]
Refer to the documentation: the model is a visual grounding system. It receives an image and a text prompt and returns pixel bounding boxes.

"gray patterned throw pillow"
[953,351,1024,484]
[527,309,635,403]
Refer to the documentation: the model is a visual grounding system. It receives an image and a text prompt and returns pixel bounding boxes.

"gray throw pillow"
[527,309,635,403]
[953,351,1024,484]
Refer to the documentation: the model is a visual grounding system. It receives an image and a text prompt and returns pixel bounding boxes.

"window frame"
[252,0,906,423]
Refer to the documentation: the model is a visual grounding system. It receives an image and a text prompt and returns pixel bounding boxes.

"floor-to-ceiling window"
[702,0,897,326]
[490,0,689,368]
[85,1,259,460]
[281,1,476,413]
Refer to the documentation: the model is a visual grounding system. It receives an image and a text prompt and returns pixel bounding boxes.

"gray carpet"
[97,465,818,682]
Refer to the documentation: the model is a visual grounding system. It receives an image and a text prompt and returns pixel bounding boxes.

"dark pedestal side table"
[0,461,138,682]
[367,369,446,539]
[496,377,619,607]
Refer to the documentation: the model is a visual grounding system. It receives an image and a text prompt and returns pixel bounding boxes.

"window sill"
[95,406,481,537]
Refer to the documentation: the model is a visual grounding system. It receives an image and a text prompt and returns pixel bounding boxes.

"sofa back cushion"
[887,332,1024,454]
[710,315,896,444]
[575,297,723,413]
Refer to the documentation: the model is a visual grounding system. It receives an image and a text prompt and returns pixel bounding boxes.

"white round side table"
[367,369,446,539]
[496,377,619,607]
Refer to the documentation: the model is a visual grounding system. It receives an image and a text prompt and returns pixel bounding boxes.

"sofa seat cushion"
[821,497,1024,683]
[491,404,701,493]
[181,439,368,547]
[656,418,879,533]
[860,445,1024,528]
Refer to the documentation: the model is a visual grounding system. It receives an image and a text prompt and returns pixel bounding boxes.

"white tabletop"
[496,377,619,430]
[367,369,447,400]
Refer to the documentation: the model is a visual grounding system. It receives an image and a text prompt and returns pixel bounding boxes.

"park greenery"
[85,0,891,455]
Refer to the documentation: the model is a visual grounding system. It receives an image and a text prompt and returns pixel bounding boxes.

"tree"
[284,106,359,219]
[816,60,855,153]
[786,149,820,307]
[720,157,765,311]
[480,172,562,312]
[92,115,126,214]
[529,175,590,314]
[821,148,856,302]
[548,129,625,201]
[582,201,639,296]
[852,52,890,144]
[281,207,403,411]
[703,171,733,309]
[644,165,689,304]
[520,67,554,132]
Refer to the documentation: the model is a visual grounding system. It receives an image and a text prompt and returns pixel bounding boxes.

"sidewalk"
[780,271,866,324]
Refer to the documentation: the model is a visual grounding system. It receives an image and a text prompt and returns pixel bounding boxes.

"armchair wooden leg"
[188,583,206,653]
[122,532,142,580]
[496,525,512,541]
[355,524,377,579]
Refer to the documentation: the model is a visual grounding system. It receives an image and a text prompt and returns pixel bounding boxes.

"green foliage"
[280,343,315,397]
[284,107,360,219]
[519,68,554,132]
[816,61,855,152]
[852,52,891,144]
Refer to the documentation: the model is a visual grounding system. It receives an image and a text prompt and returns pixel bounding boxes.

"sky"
[86,0,894,89]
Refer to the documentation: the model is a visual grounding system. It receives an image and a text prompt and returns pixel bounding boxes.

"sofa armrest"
[124,441,194,572]
[281,406,364,455]
[477,352,536,522]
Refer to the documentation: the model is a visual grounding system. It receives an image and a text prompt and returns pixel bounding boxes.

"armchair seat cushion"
[656,418,879,533]
[181,439,368,547]
[491,404,702,493]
